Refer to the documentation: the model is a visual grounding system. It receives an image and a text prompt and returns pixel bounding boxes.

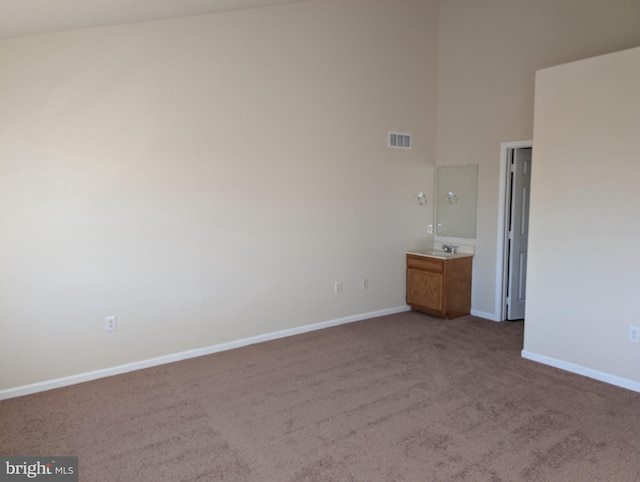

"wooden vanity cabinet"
[406,254,472,319]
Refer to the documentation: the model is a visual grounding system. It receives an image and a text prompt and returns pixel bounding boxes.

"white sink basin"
[421,249,456,257]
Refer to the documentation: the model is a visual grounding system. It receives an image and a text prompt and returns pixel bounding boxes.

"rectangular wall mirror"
[436,164,478,238]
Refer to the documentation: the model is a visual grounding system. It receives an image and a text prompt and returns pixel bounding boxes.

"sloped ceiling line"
[0,0,308,40]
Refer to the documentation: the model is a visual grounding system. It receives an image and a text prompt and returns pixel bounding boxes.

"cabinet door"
[407,268,443,312]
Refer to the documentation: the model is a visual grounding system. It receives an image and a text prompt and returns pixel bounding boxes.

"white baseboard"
[471,309,500,322]
[521,350,640,394]
[0,305,411,401]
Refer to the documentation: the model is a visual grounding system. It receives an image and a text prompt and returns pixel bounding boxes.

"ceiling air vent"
[388,132,412,149]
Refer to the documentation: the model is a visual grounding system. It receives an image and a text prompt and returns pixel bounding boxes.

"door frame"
[495,140,532,322]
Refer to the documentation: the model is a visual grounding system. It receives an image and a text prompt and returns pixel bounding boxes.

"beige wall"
[525,46,640,387]
[437,0,640,317]
[0,0,439,391]
[2,0,640,394]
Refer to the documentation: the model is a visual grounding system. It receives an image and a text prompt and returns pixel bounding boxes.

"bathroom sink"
[421,249,456,258]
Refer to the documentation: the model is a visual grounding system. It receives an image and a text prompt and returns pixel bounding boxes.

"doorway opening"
[496,140,532,321]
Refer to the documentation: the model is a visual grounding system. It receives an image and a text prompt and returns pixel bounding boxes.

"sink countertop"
[407,249,474,260]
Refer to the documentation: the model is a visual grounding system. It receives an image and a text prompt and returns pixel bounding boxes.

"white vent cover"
[388,132,412,149]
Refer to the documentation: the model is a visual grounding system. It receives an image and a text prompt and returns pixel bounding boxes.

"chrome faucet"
[442,244,458,254]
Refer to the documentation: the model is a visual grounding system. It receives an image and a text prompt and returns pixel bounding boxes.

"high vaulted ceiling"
[0,0,307,39]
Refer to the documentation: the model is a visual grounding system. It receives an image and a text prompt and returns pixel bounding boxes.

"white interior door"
[507,147,532,320]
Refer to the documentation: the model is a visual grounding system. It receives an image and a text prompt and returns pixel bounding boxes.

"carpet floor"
[1,312,639,481]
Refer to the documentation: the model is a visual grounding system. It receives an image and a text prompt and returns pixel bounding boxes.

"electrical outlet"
[362,279,369,290]
[334,281,342,295]
[629,326,640,343]
[104,315,117,332]
[427,224,433,234]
